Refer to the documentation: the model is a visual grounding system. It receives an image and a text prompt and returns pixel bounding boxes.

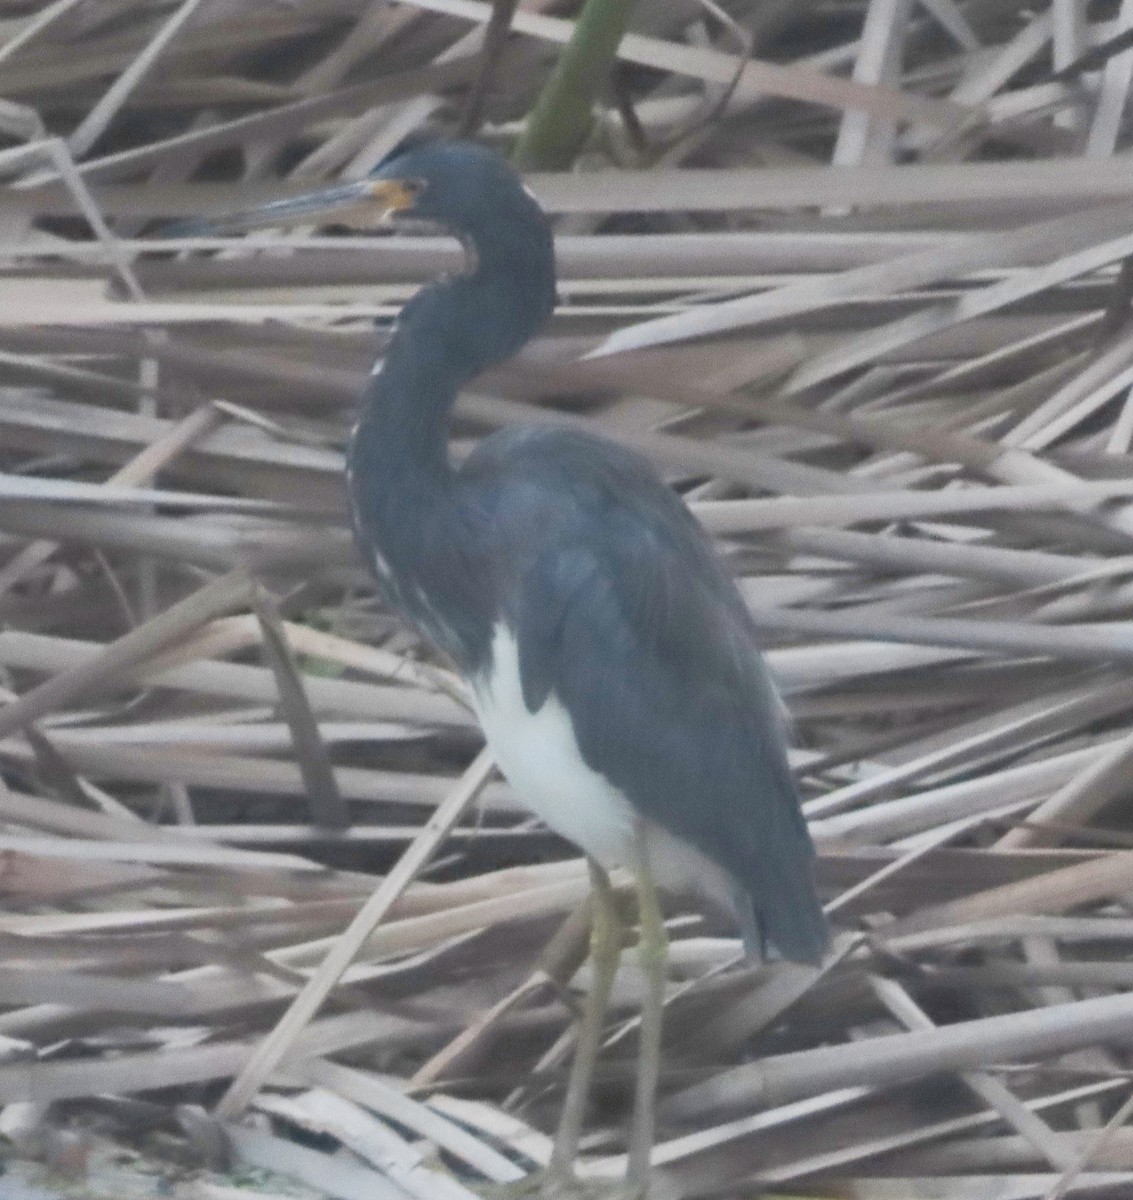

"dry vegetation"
[8,0,1133,1198]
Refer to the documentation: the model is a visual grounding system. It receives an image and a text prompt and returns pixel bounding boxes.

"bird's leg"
[626,823,668,1196]
[546,858,622,1185]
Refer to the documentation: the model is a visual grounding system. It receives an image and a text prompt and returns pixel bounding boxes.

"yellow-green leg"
[626,823,668,1196]
[546,858,623,1186]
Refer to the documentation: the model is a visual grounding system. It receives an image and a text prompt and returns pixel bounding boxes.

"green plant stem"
[512,0,639,170]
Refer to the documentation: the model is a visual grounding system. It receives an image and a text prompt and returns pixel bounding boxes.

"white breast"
[470,624,636,870]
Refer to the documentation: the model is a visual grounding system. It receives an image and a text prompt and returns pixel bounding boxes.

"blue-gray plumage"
[342,141,827,966]
[180,138,828,1189]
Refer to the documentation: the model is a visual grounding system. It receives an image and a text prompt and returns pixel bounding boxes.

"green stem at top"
[511,0,639,170]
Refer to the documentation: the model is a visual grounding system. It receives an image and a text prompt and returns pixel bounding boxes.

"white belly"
[470,624,635,869]
[470,625,741,917]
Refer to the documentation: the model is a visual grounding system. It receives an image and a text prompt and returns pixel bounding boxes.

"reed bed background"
[6,1,1133,1197]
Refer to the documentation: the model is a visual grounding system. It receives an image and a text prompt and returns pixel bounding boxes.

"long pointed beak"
[165,178,419,237]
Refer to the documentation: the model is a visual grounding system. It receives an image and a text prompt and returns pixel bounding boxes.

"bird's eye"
[402,178,427,200]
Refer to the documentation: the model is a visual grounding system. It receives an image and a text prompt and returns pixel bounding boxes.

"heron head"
[364,140,546,237]
[169,140,548,249]
[166,140,556,364]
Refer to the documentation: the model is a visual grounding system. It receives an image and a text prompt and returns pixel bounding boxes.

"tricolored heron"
[189,140,826,1195]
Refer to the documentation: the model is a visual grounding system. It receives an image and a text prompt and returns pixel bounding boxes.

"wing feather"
[463,428,827,963]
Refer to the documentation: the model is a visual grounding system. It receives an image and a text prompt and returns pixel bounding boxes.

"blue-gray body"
[347,142,827,964]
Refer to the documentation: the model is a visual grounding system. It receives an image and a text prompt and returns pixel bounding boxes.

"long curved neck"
[351,214,554,488]
[346,222,554,664]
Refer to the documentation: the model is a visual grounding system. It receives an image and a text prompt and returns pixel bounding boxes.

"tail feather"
[737,867,828,965]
